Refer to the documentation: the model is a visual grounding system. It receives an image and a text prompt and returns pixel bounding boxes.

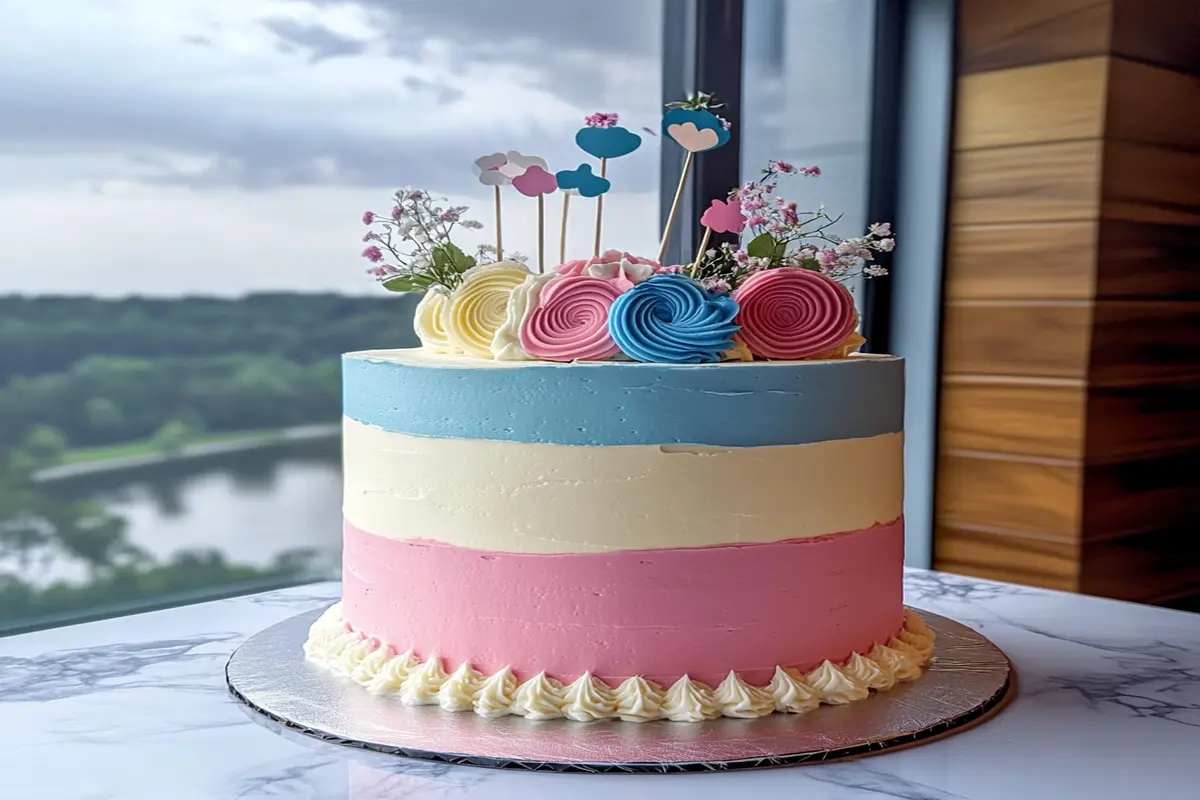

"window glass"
[741,0,878,302]
[0,0,662,633]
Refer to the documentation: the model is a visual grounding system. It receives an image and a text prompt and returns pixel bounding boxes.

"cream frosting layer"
[342,419,903,553]
[341,517,905,685]
[304,604,935,723]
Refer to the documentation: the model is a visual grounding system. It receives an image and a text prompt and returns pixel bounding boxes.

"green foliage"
[84,397,125,438]
[746,233,787,265]
[151,419,199,456]
[21,425,68,467]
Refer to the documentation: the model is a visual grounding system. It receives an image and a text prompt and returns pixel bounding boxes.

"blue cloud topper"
[554,164,611,198]
[575,126,643,160]
[661,108,731,152]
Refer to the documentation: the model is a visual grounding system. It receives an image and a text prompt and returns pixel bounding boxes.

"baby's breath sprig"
[359,189,488,293]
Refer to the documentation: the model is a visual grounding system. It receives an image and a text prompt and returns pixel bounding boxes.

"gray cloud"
[0,0,663,194]
[260,17,369,63]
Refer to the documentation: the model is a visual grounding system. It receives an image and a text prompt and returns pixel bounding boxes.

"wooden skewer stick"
[560,192,570,264]
[537,193,545,274]
[692,227,713,270]
[592,158,608,258]
[493,184,503,261]
[657,151,694,263]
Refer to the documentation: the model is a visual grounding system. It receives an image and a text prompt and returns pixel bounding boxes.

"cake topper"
[511,161,558,273]
[474,153,510,260]
[574,113,642,257]
[555,163,612,263]
[695,197,747,272]
[658,92,732,263]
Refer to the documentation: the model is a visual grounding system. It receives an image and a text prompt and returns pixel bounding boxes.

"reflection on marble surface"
[2,569,1198,799]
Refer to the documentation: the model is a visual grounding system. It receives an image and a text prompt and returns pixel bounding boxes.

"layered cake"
[305,112,933,721]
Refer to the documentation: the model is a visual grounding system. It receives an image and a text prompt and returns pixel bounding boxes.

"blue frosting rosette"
[608,274,740,364]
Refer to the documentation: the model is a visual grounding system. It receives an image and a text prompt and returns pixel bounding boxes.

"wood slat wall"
[935,0,1200,605]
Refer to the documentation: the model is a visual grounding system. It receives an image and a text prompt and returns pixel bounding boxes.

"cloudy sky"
[0,0,665,297]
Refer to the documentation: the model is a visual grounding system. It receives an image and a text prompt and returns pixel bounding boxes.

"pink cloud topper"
[700,198,746,234]
[512,166,558,197]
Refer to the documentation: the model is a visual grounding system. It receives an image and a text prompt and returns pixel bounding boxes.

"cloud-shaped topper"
[699,198,746,234]
[498,151,548,180]
[662,108,731,152]
[575,126,642,160]
[512,165,558,197]
[474,152,511,186]
[554,164,611,198]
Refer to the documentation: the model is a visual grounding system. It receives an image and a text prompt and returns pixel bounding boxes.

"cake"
[304,101,933,722]
[305,349,933,721]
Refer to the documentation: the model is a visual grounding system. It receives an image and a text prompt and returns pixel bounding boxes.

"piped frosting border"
[303,603,935,723]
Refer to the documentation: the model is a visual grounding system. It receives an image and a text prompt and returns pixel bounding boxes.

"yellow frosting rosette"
[413,289,459,354]
[445,261,531,359]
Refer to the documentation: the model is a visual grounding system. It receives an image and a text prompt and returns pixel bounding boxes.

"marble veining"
[1,568,1198,799]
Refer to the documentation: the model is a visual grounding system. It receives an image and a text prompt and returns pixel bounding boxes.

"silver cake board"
[226,606,1014,773]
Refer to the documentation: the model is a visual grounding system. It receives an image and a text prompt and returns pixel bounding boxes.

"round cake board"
[227,606,1013,774]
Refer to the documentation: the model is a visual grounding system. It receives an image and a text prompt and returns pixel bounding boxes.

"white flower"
[869,222,892,237]
[876,237,895,252]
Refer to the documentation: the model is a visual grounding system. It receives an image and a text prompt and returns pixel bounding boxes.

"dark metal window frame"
[661,0,904,350]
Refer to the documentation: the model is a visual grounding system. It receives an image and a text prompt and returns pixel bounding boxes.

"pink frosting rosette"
[519,275,624,362]
[731,268,858,360]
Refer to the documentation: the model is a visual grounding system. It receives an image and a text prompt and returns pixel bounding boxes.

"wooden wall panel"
[940,302,1092,378]
[1101,142,1200,226]
[938,0,1200,603]
[937,453,1082,539]
[958,0,1111,74]
[941,378,1086,460]
[936,525,1079,591]
[956,58,1108,150]
[945,222,1098,301]
[1096,221,1200,300]
[1106,60,1200,150]
[953,140,1103,225]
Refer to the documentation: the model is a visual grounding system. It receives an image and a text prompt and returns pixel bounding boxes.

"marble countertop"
[3,570,1198,799]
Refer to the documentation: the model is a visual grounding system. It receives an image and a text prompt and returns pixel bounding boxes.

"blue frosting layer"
[343,350,904,447]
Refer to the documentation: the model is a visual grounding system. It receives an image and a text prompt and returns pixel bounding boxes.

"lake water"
[32,437,344,588]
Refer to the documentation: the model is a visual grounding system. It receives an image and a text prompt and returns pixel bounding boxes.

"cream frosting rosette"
[491,272,558,361]
[413,290,460,354]
[445,261,531,359]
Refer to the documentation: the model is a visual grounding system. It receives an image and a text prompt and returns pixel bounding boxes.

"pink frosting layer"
[342,518,905,686]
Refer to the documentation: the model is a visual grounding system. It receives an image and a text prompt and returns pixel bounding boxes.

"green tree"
[84,397,125,438]
[21,424,68,467]
[152,419,198,456]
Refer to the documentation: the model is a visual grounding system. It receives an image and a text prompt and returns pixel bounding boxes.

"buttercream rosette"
[413,290,459,354]
[518,275,624,362]
[445,261,530,359]
[608,274,740,364]
[732,268,858,360]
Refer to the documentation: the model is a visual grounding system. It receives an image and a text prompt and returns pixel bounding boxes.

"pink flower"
[746,215,768,228]
[716,115,732,131]
[362,211,375,225]
[732,268,858,360]
[733,249,750,265]
[800,165,822,177]
[585,112,620,128]
[700,277,732,293]
[741,198,766,212]
[817,249,839,270]
[361,246,383,263]
[769,160,795,174]
[439,208,461,223]
[876,237,896,252]
[699,198,747,234]
[781,204,799,225]
[391,205,403,219]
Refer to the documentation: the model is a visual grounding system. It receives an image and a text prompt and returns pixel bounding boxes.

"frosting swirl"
[413,290,459,354]
[732,268,857,360]
[615,676,667,722]
[519,275,623,362]
[715,671,775,718]
[445,261,530,359]
[556,250,662,291]
[608,274,740,364]
[561,672,617,722]
[663,675,721,722]
[438,663,483,712]
[767,666,819,713]
[491,272,556,361]
[512,672,568,720]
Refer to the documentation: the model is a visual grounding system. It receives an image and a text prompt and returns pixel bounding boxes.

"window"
[0,0,664,633]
